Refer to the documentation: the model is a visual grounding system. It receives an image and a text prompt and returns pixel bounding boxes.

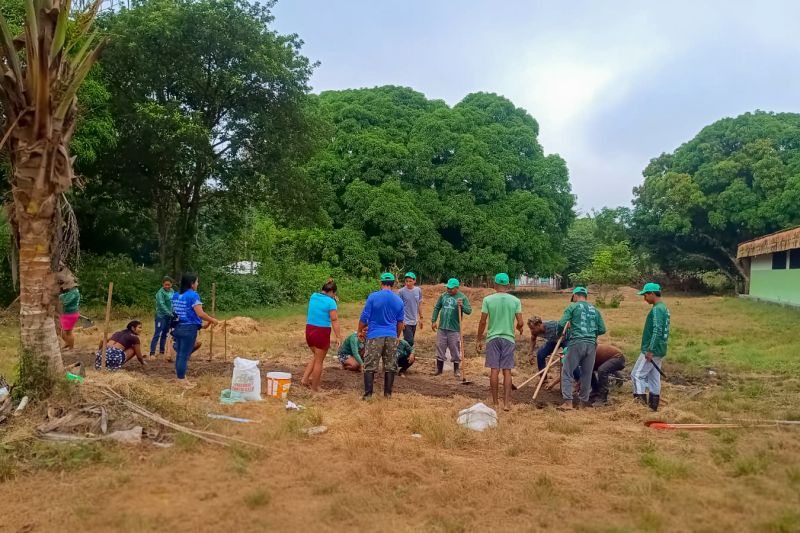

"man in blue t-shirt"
[358,273,405,399]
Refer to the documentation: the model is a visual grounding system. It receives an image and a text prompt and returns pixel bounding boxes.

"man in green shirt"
[557,287,607,410]
[150,277,175,358]
[396,338,415,376]
[431,278,472,377]
[632,283,671,411]
[476,273,523,411]
[338,329,366,371]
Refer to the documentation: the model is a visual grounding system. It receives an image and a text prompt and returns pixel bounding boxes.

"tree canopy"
[83,0,318,272]
[631,111,800,283]
[308,86,575,280]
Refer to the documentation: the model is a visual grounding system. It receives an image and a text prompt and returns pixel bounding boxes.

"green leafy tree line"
[630,111,800,286]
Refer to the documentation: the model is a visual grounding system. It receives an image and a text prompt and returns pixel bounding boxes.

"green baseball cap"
[446,278,460,289]
[638,282,661,295]
[572,286,588,295]
[494,273,510,285]
[404,272,417,280]
[380,272,396,282]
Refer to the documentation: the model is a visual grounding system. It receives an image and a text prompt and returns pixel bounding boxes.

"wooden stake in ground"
[208,282,216,361]
[100,282,114,370]
[223,320,228,361]
[458,308,473,385]
[532,322,569,400]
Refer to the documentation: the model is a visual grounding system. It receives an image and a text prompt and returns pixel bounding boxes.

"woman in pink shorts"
[58,272,81,350]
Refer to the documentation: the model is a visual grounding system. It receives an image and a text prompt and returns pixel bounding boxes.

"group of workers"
[59,263,669,408]
[304,271,671,412]
[62,273,219,388]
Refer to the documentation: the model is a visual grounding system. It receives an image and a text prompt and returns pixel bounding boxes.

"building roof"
[737,226,800,259]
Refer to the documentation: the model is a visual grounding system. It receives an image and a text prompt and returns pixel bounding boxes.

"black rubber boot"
[453,362,461,379]
[634,393,647,406]
[592,392,609,407]
[384,372,396,398]
[362,372,375,400]
[434,360,444,375]
[648,393,660,412]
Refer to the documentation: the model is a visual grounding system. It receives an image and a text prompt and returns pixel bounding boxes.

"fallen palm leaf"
[92,383,265,449]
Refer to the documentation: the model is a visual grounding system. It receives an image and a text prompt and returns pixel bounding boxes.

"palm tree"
[0,0,105,389]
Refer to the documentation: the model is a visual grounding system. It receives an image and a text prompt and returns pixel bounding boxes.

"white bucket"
[266,372,292,399]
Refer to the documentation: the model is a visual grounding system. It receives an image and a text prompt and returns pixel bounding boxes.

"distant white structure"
[227,261,260,275]
[515,274,561,290]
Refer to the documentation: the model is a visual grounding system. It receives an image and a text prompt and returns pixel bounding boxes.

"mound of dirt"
[225,316,260,335]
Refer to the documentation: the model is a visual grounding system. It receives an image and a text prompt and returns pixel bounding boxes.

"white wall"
[751,253,773,271]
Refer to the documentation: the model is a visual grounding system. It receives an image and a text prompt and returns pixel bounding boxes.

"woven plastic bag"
[456,402,498,432]
[230,357,262,401]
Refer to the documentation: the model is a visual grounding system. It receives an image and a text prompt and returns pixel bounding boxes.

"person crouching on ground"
[358,273,405,399]
[632,283,670,411]
[338,328,366,372]
[95,321,147,370]
[302,279,343,392]
[476,273,523,411]
[396,338,415,376]
[398,272,423,346]
[590,344,626,406]
[431,278,472,378]
[557,287,607,410]
[57,269,80,351]
[527,316,567,370]
[149,276,175,359]
[172,273,219,388]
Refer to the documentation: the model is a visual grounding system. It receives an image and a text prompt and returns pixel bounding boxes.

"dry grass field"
[1,287,799,532]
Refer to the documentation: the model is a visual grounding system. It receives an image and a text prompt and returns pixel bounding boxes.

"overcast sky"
[272,0,800,213]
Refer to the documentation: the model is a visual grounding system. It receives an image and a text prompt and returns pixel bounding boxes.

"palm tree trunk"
[12,138,65,378]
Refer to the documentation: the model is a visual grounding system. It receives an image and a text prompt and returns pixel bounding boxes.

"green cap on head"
[494,273,510,286]
[572,286,588,296]
[404,272,417,280]
[380,272,396,282]
[446,278,460,289]
[638,282,661,295]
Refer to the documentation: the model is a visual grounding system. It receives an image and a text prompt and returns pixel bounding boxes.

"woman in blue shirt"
[173,272,219,388]
[301,279,342,392]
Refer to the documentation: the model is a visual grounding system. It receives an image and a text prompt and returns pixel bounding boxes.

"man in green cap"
[431,278,472,377]
[398,272,423,346]
[632,283,670,411]
[557,287,607,410]
[476,273,523,411]
[358,273,405,399]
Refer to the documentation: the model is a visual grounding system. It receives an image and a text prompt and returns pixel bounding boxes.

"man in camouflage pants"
[358,273,405,399]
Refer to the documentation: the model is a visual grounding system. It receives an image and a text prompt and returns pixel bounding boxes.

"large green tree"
[93,0,317,272]
[631,111,800,285]
[308,86,574,280]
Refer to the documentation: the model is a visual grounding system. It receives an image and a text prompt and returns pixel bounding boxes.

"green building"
[737,226,800,307]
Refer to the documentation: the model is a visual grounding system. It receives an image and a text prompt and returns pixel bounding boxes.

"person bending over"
[95,321,147,370]
[338,329,366,372]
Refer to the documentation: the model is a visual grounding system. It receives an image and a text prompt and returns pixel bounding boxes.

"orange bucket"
[266,372,292,399]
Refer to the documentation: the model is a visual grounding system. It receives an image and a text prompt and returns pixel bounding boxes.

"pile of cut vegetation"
[225,316,260,335]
